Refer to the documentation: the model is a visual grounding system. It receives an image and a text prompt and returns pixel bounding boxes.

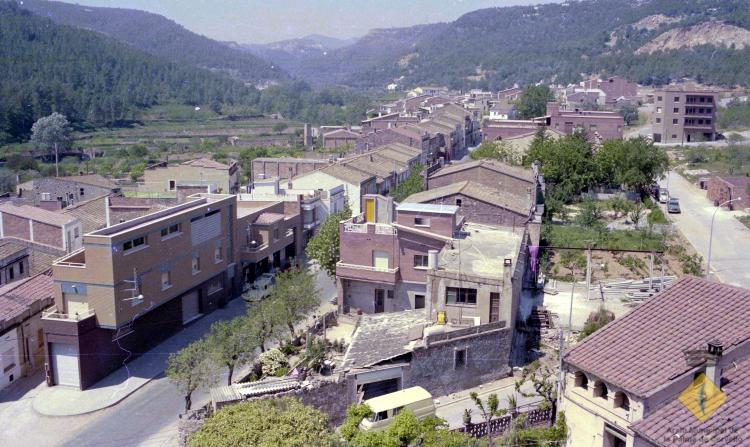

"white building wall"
[0,327,21,390]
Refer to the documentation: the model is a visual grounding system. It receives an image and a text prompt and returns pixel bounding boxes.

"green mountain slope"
[17,0,285,84]
[0,2,259,141]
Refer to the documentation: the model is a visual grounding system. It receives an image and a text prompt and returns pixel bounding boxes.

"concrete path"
[660,171,750,288]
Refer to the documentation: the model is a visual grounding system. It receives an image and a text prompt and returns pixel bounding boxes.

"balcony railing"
[375,224,397,235]
[336,262,398,273]
[344,223,367,233]
[54,248,86,267]
[42,307,95,321]
[243,243,269,253]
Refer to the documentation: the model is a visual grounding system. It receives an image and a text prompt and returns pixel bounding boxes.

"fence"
[457,407,553,438]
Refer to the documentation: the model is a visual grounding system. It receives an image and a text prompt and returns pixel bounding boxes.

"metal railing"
[53,248,86,267]
[42,307,95,321]
[336,262,399,274]
[344,223,367,233]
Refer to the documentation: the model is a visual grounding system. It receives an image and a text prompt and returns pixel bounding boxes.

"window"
[674,96,680,102]
[208,277,224,295]
[387,290,394,299]
[79,188,85,196]
[123,236,146,252]
[41,193,51,201]
[192,255,201,274]
[168,180,176,191]
[368,411,389,422]
[614,392,630,411]
[454,348,467,369]
[161,270,172,290]
[8,267,14,280]
[19,261,23,275]
[37,328,44,348]
[672,134,678,139]
[446,287,477,305]
[455,199,462,207]
[655,118,661,123]
[214,245,223,263]
[656,107,662,113]
[74,227,79,238]
[673,108,679,113]
[161,223,181,238]
[589,124,597,131]
[414,294,425,309]
[672,119,679,124]
[574,371,589,389]
[657,96,662,101]
[413,255,429,268]
[594,381,609,399]
[414,217,429,226]
[273,228,280,241]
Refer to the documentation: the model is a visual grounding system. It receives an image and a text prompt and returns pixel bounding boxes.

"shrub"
[258,348,288,376]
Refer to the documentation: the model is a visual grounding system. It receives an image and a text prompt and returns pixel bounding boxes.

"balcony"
[336,262,400,284]
[54,248,86,268]
[42,306,97,336]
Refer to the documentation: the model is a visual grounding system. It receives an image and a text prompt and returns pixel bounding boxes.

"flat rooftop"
[438,223,523,278]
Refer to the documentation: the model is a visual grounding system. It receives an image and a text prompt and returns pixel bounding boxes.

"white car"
[659,189,669,204]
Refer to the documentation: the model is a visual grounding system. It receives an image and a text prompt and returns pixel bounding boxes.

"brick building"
[16,174,119,209]
[706,175,750,208]
[0,203,83,252]
[251,157,330,182]
[356,127,440,165]
[545,102,624,140]
[0,239,30,286]
[141,158,240,194]
[427,159,538,201]
[360,113,419,131]
[482,119,546,141]
[651,86,719,144]
[43,194,240,389]
[322,128,360,149]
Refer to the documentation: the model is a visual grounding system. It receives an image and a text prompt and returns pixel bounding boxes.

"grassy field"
[673,143,750,181]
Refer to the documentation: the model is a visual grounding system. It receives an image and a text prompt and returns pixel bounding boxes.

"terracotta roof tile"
[0,203,77,227]
[429,160,536,183]
[253,213,285,225]
[564,277,750,397]
[58,174,117,189]
[181,158,232,170]
[404,180,531,215]
[0,271,54,326]
[0,239,27,262]
[60,194,108,233]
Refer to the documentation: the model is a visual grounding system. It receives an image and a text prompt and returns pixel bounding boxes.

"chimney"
[705,340,723,387]
[427,250,439,271]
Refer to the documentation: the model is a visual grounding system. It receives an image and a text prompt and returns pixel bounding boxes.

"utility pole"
[585,246,592,300]
[649,251,654,292]
[54,142,59,177]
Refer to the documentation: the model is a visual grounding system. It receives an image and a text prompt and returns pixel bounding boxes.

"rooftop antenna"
[122,268,144,303]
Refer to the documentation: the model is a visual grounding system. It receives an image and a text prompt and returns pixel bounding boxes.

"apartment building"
[562,277,750,447]
[546,102,624,140]
[0,203,83,253]
[140,158,240,194]
[43,194,239,389]
[651,87,719,144]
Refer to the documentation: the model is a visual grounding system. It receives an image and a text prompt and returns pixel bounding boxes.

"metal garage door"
[51,343,80,388]
[182,291,201,324]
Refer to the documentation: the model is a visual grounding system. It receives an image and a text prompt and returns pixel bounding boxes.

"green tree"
[390,163,425,202]
[273,122,289,134]
[306,202,352,278]
[596,138,669,196]
[516,85,554,119]
[269,268,320,336]
[526,133,598,201]
[128,144,148,158]
[628,201,646,227]
[574,199,603,228]
[129,162,146,182]
[246,298,285,352]
[188,397,337,447]
[618,103,639,126]
[470,141,520,165]
[30,112,71,177]
[166,339,217,412]
[578,306,615,341]
[0,168,18,194]
[515,362,559,424]
[206,316,258,385]
[469,392,506,446]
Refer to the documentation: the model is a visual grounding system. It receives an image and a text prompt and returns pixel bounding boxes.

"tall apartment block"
[42,194,239,389]
[651,87,719,144]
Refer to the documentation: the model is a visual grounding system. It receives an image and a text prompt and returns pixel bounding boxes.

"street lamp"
[706,197,742,279]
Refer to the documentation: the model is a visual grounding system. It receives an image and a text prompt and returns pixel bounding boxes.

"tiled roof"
[564,277,750,397]
[253,157,329,164]
[182,158,231,170]
[319,164,374,185]
[0,271,54,327]
[716,176,750,190]
[323,129,359,138]
[0,203,77,227]
[342,311,430,369]
[429,160,536,183]
[0,239,27,262]
[632,355,750,447]
[388,126,423,140]
[404,180,531,215]
[60,195,108,233]
[253,212,285,225]
[59,174,117,189]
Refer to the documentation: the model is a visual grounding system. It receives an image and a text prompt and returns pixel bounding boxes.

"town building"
[43,194,239,389]
[562,277,750,447]
[251,157,330,182]
[16,174,120,209]
[488,103,518,120]
[0,271,54,391]
[290,163,377,215]
[140,158,240,194]
[497,86,522,102]
[356,128,440,165]
[322,128,360,150]
[427,159,539,203]
[482,119,546,141]
[545,102,624,140]
[360,113,419,131]
[0,203,83,252]
[582,76,638,108]
[0,239,30,286]
[707,175,750,209]
[651,86,719,144]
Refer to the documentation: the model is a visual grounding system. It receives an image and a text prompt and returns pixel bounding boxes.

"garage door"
[182,291,201,324]
[51,343,80,388]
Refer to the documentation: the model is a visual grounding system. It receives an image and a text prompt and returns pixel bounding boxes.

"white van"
[359,386,436,432]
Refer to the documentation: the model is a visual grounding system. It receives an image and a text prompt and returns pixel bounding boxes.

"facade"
[488,104,517,120]
[427,159,538,202]
[562,277,750,447]
[360,113,419,131]
[356,127,439,165]
[141,158,240,194]
[583,76,638,106]
[251,157,330,182]
[16,175,119,209]
[291,164,377,215]
[43,194,239,389]
[707,176,750,208]
[546,102,624,140]
[482,119,546,141]
[651,87,719,144]
[0,239,30,286]
[0,272,54,391]
[0,203,83,252]
[322,128,360,149]
[236,197,304,284]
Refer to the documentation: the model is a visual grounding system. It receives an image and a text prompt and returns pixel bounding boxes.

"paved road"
[660,171,750,288]
[0,266,338,447]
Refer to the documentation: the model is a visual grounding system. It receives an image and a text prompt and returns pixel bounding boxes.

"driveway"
[659,171,750,288]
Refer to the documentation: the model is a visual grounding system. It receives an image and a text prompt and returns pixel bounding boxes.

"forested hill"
[0,2,260,141]
[17,0,285,84]
[269,0,750,89]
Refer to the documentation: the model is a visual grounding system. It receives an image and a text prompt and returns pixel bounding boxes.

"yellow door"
[365,198,375,223]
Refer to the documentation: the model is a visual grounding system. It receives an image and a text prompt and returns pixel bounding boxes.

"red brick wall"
[428,166,534,199]
[2,213,31,240]
[251,159,329,182]
[418,193,529,227]
[33,221,64,248]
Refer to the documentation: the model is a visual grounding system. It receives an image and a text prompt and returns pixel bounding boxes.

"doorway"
[489,292,500,322]
[374,289,385,313]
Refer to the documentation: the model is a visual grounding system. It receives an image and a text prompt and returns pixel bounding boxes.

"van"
[358,386,436,432]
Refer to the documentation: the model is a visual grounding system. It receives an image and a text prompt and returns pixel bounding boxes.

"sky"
[57,0,560,44]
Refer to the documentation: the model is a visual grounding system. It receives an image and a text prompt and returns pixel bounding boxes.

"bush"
[258,348,288,376]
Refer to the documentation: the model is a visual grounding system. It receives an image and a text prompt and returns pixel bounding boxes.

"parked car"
[359,387,435,432]
[659,189,670,204]
[243,273,275,302]
[667,198,681,213]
